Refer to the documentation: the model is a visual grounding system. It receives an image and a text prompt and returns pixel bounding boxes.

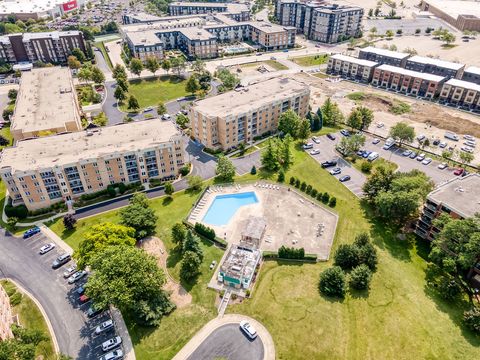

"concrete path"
[173,314,275,360]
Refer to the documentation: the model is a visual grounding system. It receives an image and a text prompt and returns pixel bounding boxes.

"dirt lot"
[140,237,192,308]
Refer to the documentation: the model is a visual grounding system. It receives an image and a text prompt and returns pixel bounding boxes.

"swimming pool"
[202,192,258,226]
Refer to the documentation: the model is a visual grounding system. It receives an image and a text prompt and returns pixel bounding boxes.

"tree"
[215,155,235,182]
[192,59,206,73]
[68,55,81,70]
[389,122,415,147]
[346,108,363,131]
[357,106,374,130]
[338,133,365,156]
[114,86,126,103]
[441,149,453,164]
[116,77,129,92]
[71,47,86,62]
[187,175,203,191]
[113,64,127,81]
[368,8,373,17]
[164,182,174,197]
[7,216,17,231]
[86,245,175,326]
[459,151,474,167]
[463,307,480,334]
[77,66,92,83]
[261,139,279,171]
[349,264,372,290]
[76,222,136,268]
[120,193,158,240]
[171,223,187,247]
[362,164,396,201]
[180,250,202,281]
[157,102,167,115]
[279,135,293,169]
[129,58,143,77]
[183,230,203,259]
[171,56,186,76]
[161,59,171,74]
[385,29,394,38]
[250,165,257,175]
[185,75,200,95]
[3,108,13,121]
[319,266,346,298]
[334,244,359,270]
[278,109,300,137]
[216,68,239,90]
[176,113,189,128]
[312,109,322,131]
[63,213,76,230]
[441,31,456,45]
[297,119,311,140]
[127,95,140,111]
[7,88,17,100]
[93,112,108,126]
[145,56,160,75]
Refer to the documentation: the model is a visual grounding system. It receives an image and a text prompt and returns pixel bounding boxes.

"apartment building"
[461,66,480,85]
[275,0,300,27]
[11,67,82,141]
[124,31,164,62]
[0,285,13,340]
[0,31,86,64]
[405,55,465,79]
[122,12,163,24]
[0,121,185,211]
[169,2,250,22]
[327,54,378,82]
[439,78,480,110]
[372,64,446,99]
[358,46,410,67]
[189,77,310,150]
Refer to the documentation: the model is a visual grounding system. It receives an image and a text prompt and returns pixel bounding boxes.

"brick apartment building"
[358,46,410,67]
[0,121,185,211]
[439,78,480,110]
[0,31,86,64]
[327,54,378,82]
[10,67,83,141]
[405,55,464,79]
[189,77,310,150]
[371,64,446,99]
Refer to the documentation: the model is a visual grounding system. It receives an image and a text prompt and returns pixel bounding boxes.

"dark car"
[326,133,336,141]
[52,253,71,269]
[23,226,41,239]
[321,160,337,168]
[76,286,85,296]
[409,152,418,159]
[339,175,351,182]
[432,139,440,146]
[87,304,103,318]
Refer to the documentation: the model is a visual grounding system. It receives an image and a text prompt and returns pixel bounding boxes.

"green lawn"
[0,280,55,359]
[263,60,288,71]
[352,157,398,174]
[0,125,13,150]
[120,76,188,112]
[291,54,329,67]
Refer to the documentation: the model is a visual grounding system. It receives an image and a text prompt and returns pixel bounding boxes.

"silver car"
[102,336,122,352]
[68,270,87,284]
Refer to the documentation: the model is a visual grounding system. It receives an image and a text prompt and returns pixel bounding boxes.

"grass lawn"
[0,125,13,150]
[291,54,329,67]
[263,60,288,71]
[120,76,188,112]
[1,280,55,359]
[352,157,398,174]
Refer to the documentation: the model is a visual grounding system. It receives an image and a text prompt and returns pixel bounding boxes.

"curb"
[2,278,60,354]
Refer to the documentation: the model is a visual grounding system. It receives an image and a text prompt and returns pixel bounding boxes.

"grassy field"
[0,125,13,150]
[239,60,288,71]
[120,76,188,112]
[291,54,329,67]
[0,280,55,359]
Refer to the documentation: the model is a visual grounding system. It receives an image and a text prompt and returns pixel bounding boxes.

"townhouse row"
[327,47,480,111]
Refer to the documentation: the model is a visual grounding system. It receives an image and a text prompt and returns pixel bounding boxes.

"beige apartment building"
[189,77,310,150]
[439,78,480,110]
[327,54,378,82]
[11,67,82,141]
[0,121,185,211]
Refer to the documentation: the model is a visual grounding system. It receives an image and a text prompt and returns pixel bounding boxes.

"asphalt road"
[187,324,264,360]
[0,230,124,359]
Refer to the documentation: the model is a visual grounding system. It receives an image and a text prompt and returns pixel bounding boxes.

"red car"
[79,294,90,303]
[453,168,464,176]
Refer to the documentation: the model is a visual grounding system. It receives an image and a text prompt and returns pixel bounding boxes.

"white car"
[63,265,77,278]
[310,149,320,155]
[161,114,171,120]
[372,138,380,145]
[99,349,123,360]
[438,162,448,170]
[39,243,56,255]
[416,153,426,161]
[422,157,432,165]
[209,260,217,270]
[376,122,384,128]
[439,141,447,148]
[302,143,314,150]
[102,336,122,352]
[95,320,114,335]
[68,270,87,284]
[464,134,475,141]
[239,320,257,339]
[461,146,474,153]
[417,134,426,142]
[464,140,476,147]
[312,136,321,144]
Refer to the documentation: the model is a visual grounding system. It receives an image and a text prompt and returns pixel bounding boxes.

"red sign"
[62,0,78,12]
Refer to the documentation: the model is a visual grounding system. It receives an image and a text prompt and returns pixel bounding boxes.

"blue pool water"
[202,192,259,226]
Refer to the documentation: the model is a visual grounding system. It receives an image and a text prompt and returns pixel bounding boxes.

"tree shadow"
[162,197,173,206]
[258,168,275,180]
[349,287,370,299]
[166,247,183,269]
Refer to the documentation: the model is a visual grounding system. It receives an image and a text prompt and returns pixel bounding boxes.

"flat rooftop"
[377,64,446,82]
[125,12,162,22]
[445,78,480,92]
[407,55,464,71]
[422,0,480,19]
[179,27,216,40]
[221,245,260,282]
[121,15,207,33]
[192,77,309,117]
[331,53,378,67]
[428,173,480,218]
[126,31,163,46]
[248,21,290,33]
[464,66,480,76]
[0,120,181,173]
[360,46,410,60]
[22,30,81,41]
[0,0,70,14]
[12,67,80,134]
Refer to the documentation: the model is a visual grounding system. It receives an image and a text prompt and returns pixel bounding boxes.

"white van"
[368,152,379,161]
[444,132,459,141]
[382,137,395,150]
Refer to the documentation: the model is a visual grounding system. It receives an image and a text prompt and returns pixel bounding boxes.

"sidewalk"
[111,307,136,360]
[172,314,275,360]
[39,225,73,255]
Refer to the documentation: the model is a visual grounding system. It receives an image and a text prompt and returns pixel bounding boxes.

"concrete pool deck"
[188,183,338,260]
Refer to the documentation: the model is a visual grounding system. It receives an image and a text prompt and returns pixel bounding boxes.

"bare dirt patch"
[140,237,192,308]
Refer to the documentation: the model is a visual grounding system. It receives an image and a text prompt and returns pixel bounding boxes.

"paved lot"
[365,19,452,35]
[0,230,124,359]
[186,324,264,360]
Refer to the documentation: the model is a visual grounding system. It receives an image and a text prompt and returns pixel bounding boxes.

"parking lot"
[14,230,124,359]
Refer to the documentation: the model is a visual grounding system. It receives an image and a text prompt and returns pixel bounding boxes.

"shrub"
[277,170,285,182]
[349,264,372,290]
[107,185,116,197]
[194,222,216,240]
[357,241,378,271]
[311,189,318,198]
[321,192,330,204]
[118,183,126,194]
[295,179,300,188]
[180,165,190,176]
[289,176,295,185]
[361,161,373,173]
[245,289,251,297]
[316,193,322,201]
[251,166,257,175]
[334,244,359,270]
[306,184,312,194]
[300,182,307,191]
[319,266,346,298]
[278,245,305,259]
[9,292,22,306]
[231,293,238,300]
[63,214,77,230]
[5,204,28,219]
[438,278,462,301]
[464,307,480,334]
[329,197,337,207]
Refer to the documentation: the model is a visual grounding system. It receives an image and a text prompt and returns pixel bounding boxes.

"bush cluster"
[5,203,28,219]
[194,222,216,240]
[278,246,305,259]
[289,176,337,208]
[464,306,480,334]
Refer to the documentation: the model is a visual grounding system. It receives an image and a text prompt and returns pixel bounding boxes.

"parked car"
[52,253,71,269]
[432,139,440,146]
[409,151,418,159]
[302,143,314,150]
[439,141,447,148]
[437,163,448,170]
[68,270,87,284]
[464,140,476,147]
[326,133,336,141]
[239,320,257,339]
[402,149,412,157]
[416,153,426,161]
[312,136,321,144]
[329,167,341,175]
[95,319,114,335]
[339,175,351,182]
[372,138,380,145]
[453,168,465,176]
[383,137,395,150]
[444,132,459,141]
[362,150,372,158]
[310,149,320,155]
[102,336,122,352]
[161,114,171,120]
[464,134,475,141]
[99,349,123,360]
[356,150,365,157]
[87,304,103,318]
[209,260,217,270]
[340,129,350,137]
[461,146,474,153]
[422,158,432,165]
[376,122,384,128]
[417,134,426,142]
[321,160,337,168]
[23,226,41,239]
[63,265,77,278]
[144,106,153,112]
[367,152,379,161]
[39,243,56,255]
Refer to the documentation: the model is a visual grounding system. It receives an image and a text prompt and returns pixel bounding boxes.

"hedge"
[262,250,317,262]
[5,204,28,219]
[194,222,216,240]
